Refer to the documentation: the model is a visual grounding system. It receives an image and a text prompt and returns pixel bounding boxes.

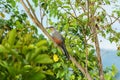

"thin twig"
[26,0,39,22]
[85,36,88,74]
[60,6,86,26]
[70,1,77,17]
[39,4,44,24]
[109,17,120,26]
[69,55,92,80]
[20,0,53,41]
[99,6,120,25]
[76,0,86,13]
[87,0,90,26]
[39,2,42,22]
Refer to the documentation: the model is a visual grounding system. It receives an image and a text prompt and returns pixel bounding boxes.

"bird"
[47,26,70,59]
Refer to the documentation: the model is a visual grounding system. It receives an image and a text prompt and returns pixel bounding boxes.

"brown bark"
[93,26,104,80]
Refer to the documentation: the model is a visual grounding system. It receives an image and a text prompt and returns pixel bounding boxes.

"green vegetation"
[0,0,120,80]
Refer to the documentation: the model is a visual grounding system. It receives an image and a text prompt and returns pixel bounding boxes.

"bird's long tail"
[61,44,70,59]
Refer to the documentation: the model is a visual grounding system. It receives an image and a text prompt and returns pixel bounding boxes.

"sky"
[99,36,117,50]
[98,2,120,50]
[99,21,120,50]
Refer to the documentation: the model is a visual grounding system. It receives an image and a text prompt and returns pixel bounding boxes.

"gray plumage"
[48,26,70,59]
[52,30,65,44]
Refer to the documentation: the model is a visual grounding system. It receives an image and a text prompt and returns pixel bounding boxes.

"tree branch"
[39,4,43,24]
[26,0,39,22]
[93,25,104,80]
[84,36,89,75]
[87,0,90,26]
[60,6,87,26]
[99,6,120,26]
[69,55,92,80]
[109,17,120,26]
[20,0,53,41]
[20,0,92,80]
[76,0,86,13]
[70,1,77,17]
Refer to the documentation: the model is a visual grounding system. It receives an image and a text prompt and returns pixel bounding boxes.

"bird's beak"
[46,27,53,32]
[46,26,55,30]
[46,27,50,29]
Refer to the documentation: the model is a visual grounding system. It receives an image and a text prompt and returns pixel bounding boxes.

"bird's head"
[46,26,56,32]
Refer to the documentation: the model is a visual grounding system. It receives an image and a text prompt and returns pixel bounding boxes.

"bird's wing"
[52,31,65,43]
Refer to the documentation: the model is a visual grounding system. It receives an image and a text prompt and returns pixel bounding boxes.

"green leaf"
[28,44,35,50]
[11,0,16,7]
[32,0,38,7]
[53,63,61,69]
[7,0,16,7]
[36,40,47,47]
[15,21,24,29]
[24,33,32,44]
[57,70,65,78]
[23,72,46,80]
[105,73,112,80]
[0,45,9,53]
[43,70,54,75]
[8,29,16,46]
[23,65,32,71]
[0,60,8,69]
[51,48,57,53]
[0,61,16,76]
[56,0,62,5]
[63,6,70,8]
[33,72,46,80]
[117,50,120,56]
[111,65,118,76]
[34,54,53,64]
[104,0,110,4]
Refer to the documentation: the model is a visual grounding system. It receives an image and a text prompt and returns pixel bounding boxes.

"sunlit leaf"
[43,70,54,75]
[32,0,38,7]
[0,45,8,53]
[15,21,24,29]
[63,6,70,8]
[6,0,16,7]
[8,29,16,46]
[104,0,110,4]
[34,54,53,64]
[36,40,47,47]
[111,65,118,76]
[23,72,46,80]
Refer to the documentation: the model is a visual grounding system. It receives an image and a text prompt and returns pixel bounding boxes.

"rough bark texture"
[93,27,104,80]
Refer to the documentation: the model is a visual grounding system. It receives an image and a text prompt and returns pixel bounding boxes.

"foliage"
[117,50,120,56]
[0,0,120,80]
[104,65,118,80]
[0,1,54,80]
[35,0,120,79]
